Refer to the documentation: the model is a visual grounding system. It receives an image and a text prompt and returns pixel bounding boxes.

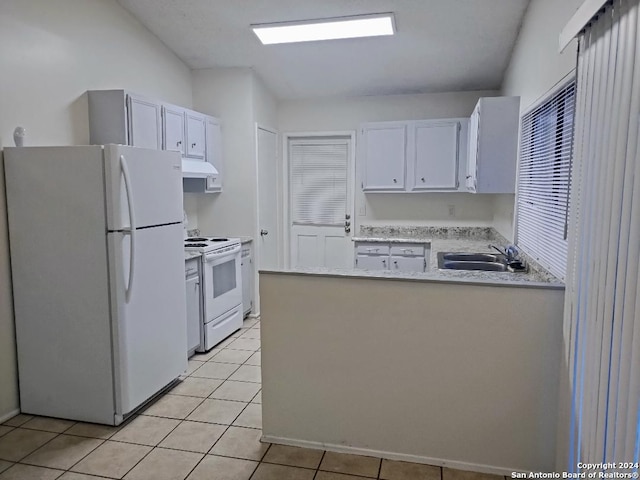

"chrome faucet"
[488,244,520,263]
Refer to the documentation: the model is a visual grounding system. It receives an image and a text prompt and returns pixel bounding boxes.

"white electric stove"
[184,236,243,351]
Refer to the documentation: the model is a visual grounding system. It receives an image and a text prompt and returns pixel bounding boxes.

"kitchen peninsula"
[259,226,564,475]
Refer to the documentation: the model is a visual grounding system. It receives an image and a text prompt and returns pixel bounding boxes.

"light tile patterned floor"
[0,317,508,480]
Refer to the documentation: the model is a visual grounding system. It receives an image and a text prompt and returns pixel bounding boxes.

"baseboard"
[0,408,21,424]
[261,434,522,476]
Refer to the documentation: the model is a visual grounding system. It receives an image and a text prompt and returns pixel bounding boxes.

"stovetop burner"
[185,243,208,248]
[209,238,228,242]
[185,237,208,242]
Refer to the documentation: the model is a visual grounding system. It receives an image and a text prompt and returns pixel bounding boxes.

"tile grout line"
[2,320,261,479]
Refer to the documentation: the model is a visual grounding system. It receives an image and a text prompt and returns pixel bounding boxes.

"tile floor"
[0,317,508,480]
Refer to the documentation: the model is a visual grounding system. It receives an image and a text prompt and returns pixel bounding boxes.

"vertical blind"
[290,140,348,226]
[563,0,640,472]
[516,81,576,281]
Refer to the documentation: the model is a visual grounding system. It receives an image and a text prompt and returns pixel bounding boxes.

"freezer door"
[108,223,188,418]
[104,145,183,230]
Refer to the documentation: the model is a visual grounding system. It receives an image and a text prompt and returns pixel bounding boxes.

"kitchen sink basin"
[440,260,509,272]
[440,252,504,262]
[437,252,511,272]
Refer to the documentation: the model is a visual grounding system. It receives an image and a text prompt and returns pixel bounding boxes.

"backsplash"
[360,225,495,240]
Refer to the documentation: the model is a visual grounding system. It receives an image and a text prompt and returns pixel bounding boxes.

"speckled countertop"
[262,225,564,289]
[239,236,253,244]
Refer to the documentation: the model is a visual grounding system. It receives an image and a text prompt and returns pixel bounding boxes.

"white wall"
[192,68,256,237]
[277,91,499,233]
[0,0,193,419]
[496,0,584,240]
[261,272,565,473]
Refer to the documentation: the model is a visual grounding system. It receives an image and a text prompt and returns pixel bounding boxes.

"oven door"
[203,244,242,324]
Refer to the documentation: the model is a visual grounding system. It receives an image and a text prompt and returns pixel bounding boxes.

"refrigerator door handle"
[120,154,137,303]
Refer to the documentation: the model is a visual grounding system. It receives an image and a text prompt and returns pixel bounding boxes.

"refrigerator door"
[104,144,183,230]
[108,222,188,420]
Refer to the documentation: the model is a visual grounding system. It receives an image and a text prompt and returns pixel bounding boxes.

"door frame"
[282,131,357,269]
[255,123,279,316]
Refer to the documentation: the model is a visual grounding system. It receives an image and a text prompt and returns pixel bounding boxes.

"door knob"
[260,229,268,236]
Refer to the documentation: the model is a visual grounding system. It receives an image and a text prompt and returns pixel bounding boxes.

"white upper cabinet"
[162,104,186,155]
[359,119,467,193]
[127,94,162,150]
[186,111,206,159]
[204,116,223,192]
[410,120,460,191]
[466,96,520,193]
[88,90,164,149]
[360,123,407,191]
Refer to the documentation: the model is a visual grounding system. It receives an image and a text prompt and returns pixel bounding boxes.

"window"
[289,138,349,226]
[515,80,576,280]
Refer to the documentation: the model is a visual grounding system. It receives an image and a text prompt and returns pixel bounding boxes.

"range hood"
[182,159,218,178]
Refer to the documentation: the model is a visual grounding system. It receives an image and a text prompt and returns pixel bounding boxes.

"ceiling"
[117,0,530,100]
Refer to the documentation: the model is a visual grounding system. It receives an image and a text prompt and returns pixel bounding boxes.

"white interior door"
[258,127,279,270]
[288,137,353,269]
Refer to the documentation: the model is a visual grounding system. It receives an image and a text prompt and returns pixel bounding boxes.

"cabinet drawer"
[355,244,389,255]
[390,244,424,256]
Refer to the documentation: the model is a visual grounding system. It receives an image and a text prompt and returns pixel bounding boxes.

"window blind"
[290,140,348,226]
[563,0,640,470]
[516,81,576,280]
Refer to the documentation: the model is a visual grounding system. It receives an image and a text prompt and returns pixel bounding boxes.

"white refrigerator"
[4,145,188,425]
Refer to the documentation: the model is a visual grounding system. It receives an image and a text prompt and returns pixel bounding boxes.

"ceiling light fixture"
[251,13,395,45]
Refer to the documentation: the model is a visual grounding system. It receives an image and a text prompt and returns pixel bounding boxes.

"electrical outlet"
[358,204,366,216]
[448,205,456,217]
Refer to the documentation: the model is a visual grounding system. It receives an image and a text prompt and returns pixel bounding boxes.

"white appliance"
[4,145,187,426]
[184,237,243,351]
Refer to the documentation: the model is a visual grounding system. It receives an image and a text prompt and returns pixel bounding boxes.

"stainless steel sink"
[437,252,509,272]
[441,252,504,262]
[440,260,509,272]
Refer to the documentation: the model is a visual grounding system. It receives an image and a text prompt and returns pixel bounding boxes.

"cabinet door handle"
[192,143,197,148]
[421,177,425,182]
[393,178,397,183]
[466,175,472,179]
[177,141,182,146]
[382,259,386,266]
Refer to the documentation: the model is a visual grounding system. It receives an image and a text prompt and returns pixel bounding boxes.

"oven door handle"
[204,244,241,262]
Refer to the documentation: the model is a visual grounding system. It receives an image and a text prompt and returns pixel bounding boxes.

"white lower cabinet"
[391,256,426,272]
[356,254,389,270]
[241,242,254,317]
[355,242,428,272]
[185,258,201,356]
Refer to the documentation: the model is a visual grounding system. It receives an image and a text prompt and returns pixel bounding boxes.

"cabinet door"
[163,105,185,155]
[412,121,459,190]
[205,117,223,192]
[185,273,201,353]
[127,95,162,149]
[241,249,253,316]
[355,255,389,270]
[361,124,406,191]
[466,105,480,192]
[391,256,426,273]
[186,112,206,159]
